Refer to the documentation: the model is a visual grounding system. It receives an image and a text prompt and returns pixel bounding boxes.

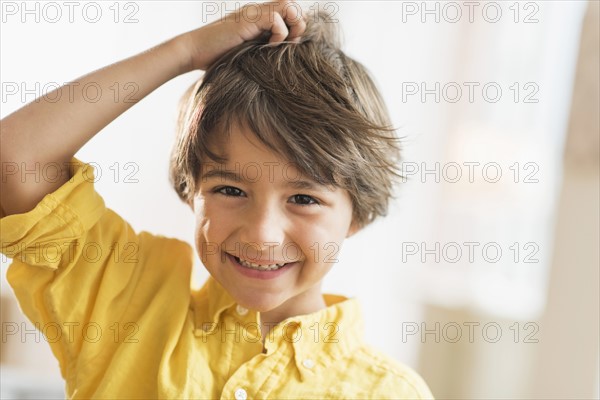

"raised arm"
[0,0,305,216]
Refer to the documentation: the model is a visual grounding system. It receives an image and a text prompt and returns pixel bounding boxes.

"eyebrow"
[200,170,327,191]
[201,170,242,183]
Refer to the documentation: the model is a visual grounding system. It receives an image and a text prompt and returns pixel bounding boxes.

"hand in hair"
[179,0,306,71]
[0,1,305,216]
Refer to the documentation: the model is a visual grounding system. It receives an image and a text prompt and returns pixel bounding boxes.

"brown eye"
[290,194,319,206]
[216,186,245,197]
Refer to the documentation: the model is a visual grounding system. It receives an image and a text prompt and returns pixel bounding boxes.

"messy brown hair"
[170,10,402,229]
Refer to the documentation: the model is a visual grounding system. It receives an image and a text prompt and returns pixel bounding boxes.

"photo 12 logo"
[1,160,140,185]
[200,1,340,24]
[402,321,540,344]
[401,241,540,264]
[2,321,139,344]
[2,81,140,105]
[400,161,540,184]
[195,320,339,344]
[399,1,540,24]
[1,1,140,24]
[401,82,540,104]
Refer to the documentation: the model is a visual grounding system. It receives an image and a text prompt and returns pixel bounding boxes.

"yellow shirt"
[1,159,433,399]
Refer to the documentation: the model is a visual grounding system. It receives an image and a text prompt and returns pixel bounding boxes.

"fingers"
[260,1,306,43]
[278,1,306,41]
[267,12,289,43]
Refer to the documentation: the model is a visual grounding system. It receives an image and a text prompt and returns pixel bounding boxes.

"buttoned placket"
[191,278,366,399]
[219,304,270,399]
[289,322,320,382]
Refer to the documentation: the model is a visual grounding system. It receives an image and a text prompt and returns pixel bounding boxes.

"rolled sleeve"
[1,158,141,380]
[1,159,105,269]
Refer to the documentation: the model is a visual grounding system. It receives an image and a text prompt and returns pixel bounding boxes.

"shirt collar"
[282,292,365,382]
[191,276,365,381]
[191,275,236,334]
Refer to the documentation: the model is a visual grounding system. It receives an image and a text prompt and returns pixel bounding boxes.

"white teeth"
[235,256,286,271]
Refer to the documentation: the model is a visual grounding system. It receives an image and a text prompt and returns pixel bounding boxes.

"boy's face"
[192,123,357,313]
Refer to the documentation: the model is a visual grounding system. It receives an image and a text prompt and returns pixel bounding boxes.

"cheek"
[193,198,207,238]
[193,208,211,263]
[194,204,229,264]
[194,199,235,245]
[292,214,350,263]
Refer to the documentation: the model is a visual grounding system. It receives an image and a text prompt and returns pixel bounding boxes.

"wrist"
[167,33,196,75]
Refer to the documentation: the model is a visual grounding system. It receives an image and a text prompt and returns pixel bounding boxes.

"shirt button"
[234,388,247,400]
[302,358,315,369]
[236,304,248,316]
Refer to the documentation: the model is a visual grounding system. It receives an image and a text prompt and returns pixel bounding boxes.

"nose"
[238,201,286,258]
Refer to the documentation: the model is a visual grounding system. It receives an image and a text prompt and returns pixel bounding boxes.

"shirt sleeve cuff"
[0,158,106,269]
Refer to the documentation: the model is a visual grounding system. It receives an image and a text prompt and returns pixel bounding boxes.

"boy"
[1,1,433,398]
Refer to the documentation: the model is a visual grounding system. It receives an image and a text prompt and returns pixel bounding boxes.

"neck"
[259,284,327,343]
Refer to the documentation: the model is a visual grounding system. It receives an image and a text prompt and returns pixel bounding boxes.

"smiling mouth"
[231,255,289,271]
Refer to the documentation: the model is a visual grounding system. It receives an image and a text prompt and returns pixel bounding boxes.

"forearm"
[0,36,190,216]
[0,0,306,217]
